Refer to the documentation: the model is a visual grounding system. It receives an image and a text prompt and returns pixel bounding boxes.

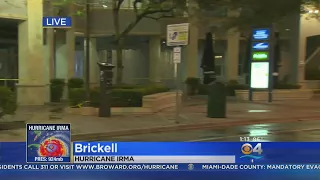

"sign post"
[249,28,274,102]
[167,23,189,123]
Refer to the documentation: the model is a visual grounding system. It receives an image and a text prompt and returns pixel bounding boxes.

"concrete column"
[67,29,75,79]
[297,16,306,84]
[55,10,75,80]
[225,29,240,81]
[44,29,54,79]
[17,0,49,105]
[290,13,304,85]
[149,36,161,82]
[54,29,75,99]
[55,31,68,79]
[53,5,75,99]
[89,38,99,87]
[67,5,76,80]
[185,23,198,78]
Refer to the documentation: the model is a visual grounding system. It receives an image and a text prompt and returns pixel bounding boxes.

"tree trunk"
[116,38,124,84]
[112,2,123,84]
[85,2,90,101]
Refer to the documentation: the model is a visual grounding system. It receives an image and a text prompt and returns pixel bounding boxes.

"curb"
[72,115,320,141]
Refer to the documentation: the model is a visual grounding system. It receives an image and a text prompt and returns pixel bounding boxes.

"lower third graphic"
[240,143,263,160]
[26,124,71,163]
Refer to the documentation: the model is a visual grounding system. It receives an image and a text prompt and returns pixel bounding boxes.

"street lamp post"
[84,0,91,101]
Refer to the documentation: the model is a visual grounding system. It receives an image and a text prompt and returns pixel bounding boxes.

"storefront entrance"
[0,18,19,90]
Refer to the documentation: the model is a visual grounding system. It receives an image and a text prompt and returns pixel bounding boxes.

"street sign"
[252,42,269,50]
[249,27,273,102]
[250,62,269,88]
[173,47,181,63]
[167,24,189,123]
[252,29,270,40]
[167,23,189,46]
[252,52,269,61]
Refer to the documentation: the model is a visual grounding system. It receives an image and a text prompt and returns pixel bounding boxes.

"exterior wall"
[11,2,320,105]
[75,9,161,35]
[0,0,27,19]
[17,0,49,105]
[296,14,320,85]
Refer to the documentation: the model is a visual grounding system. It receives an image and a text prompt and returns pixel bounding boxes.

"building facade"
[0,0,319,105]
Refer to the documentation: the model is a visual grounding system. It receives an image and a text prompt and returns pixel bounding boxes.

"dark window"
[43,28,47,45]
[215,65,222,76]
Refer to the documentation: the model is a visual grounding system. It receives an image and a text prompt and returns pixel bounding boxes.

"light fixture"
[102,5,108,8]
[162,41,166,44]
[308,9,319,13]
[249,129,269,136]
[285,28,290,31]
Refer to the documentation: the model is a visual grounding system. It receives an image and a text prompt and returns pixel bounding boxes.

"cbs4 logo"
[241,143,263,155]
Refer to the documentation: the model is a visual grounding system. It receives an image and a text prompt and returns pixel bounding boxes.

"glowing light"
[250,130,269,136]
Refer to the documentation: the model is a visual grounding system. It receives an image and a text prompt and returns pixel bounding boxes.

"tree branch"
[144,14,174,20]
[140,6,175,17]
[116,0,125,10]
[133,0,142,15]
[115,0,177,41]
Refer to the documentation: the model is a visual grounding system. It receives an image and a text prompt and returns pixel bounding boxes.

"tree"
[196,0,319,32]
[51,0,319,85]
[111,0,186,84]
[195,0,319,84]
[52,0,186,84]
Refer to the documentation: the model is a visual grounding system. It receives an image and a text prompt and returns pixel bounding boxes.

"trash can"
[207,82,226,118]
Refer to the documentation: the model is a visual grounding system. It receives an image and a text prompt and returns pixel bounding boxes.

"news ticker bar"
[0,164,316,171]
[73,156,236,163]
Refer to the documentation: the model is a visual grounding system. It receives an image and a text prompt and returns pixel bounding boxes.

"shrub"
[198,84,209,95]
[68,78,84,89]
[69,84,170,108]
[89,87,100,107]
[89,88,144,107]
[113,84,143,89]
[50,78,65,102]
[185,77,200,95]
[0,86,17,114]
[226,80,248,96]
[68,88,86,106]
[274,83,301,89]
[143,84,170,95]
[198,80,248,96]
[305,68,320,80]
[111,89,145,107]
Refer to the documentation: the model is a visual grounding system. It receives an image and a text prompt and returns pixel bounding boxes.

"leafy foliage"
[196,0,319,32]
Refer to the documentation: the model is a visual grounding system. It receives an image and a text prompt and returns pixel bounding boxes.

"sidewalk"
[1,100,320,141]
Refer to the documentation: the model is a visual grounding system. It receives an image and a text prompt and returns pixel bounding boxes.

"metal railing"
[305,46,320,65]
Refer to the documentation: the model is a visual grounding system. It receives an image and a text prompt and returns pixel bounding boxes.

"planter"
[235,89,313,101]
[66,92,181,116]
[0,120,25,130]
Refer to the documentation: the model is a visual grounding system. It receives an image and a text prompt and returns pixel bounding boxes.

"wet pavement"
[2,99,320,142]
[102,120,320,142]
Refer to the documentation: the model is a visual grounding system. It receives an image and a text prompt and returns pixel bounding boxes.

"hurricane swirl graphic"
[37,132,70,157]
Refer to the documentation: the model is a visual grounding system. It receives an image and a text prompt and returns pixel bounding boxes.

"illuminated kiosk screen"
[252,52,269,61]
[250,62,269,89]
